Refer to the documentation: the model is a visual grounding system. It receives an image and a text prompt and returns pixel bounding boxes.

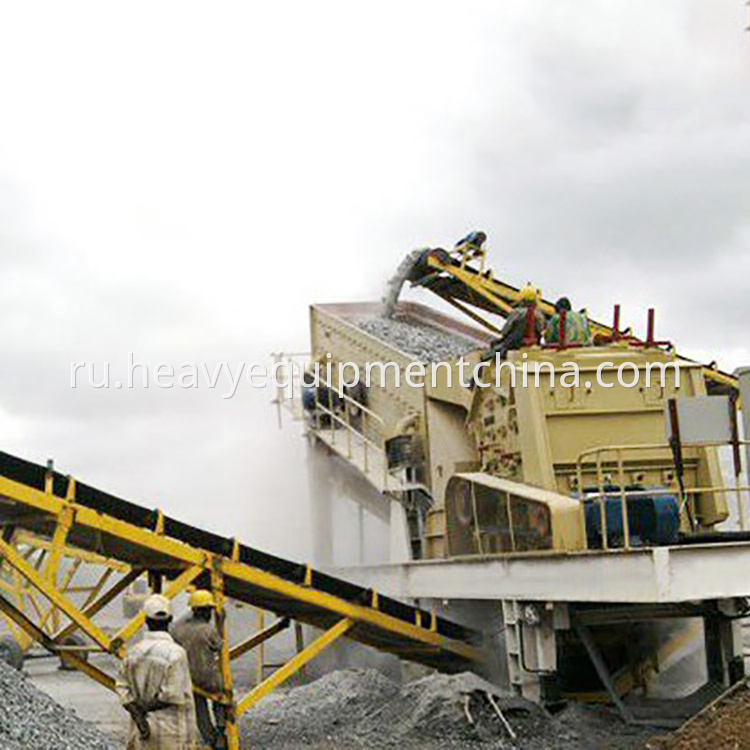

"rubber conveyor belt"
[0,450,481,672]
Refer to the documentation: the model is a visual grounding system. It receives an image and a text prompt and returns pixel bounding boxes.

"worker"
[454,230,487,259]
[172,590,227,750]
[485,284,545,360]
[116,594,198,750]
[545,297,592,345]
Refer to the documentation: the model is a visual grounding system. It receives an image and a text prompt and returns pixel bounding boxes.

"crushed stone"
[353,671,576,749]
[352,315,477,362]
[0,657,118,750]
[240,668,399,748]
[240,669,661,750]
[556,702,658,749]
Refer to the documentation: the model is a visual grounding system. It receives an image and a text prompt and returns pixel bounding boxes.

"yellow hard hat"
[188,590,216,609]
[518,284,541,304]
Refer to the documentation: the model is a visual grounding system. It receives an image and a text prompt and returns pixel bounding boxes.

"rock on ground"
[557,703,658,749]
[352,671,577,750]
[0,657,118,750]
[240,669,662,750]
[240,669,399,749]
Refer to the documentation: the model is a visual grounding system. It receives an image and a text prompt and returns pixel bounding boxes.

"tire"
[0,634,24,670]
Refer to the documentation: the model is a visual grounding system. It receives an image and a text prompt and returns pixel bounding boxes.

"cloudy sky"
[0,1,747,558]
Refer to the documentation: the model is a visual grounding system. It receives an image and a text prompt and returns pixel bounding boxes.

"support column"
[705,613,745,687]
[212,564,238,750]
[502,600,560,704]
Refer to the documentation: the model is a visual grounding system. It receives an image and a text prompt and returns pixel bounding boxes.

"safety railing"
[575,440,750,551]
[270,352,410,494]
[270,352,310,426]
[310,374,394,493]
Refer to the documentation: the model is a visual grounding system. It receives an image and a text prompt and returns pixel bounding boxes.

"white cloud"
[0,1,747,557]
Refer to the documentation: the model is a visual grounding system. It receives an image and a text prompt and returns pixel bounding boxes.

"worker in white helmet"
[172,590,227,749]
[116,594,198,749]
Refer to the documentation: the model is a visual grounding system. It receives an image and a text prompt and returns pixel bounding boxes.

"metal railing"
[310,373,393,492]
[575,440,750,551]
[270,352,416,494]
[270,352,310,426]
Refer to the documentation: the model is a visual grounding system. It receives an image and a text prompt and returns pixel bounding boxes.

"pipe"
[523,305,537,346]
[646,308,655,347]
[559,309,567,348]
[612,304,621,341]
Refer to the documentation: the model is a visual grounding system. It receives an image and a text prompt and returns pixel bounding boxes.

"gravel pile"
[240,669,644,750]
[354,672,577,749]
[353,315,477,362]
[558,703,658,749]
[240,669,399,749]
[0,657,118,750]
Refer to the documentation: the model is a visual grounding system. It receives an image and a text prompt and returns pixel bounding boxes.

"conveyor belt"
[0,450,481,673]
[413,251,737,393]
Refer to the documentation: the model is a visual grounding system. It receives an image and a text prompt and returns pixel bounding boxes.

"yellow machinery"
[304,238,739,561]
[0,451,481,748]
[0,531,129,663]
[300,238,750,713]
[307,306,732,560]
[407,241,737,394]
[0,235,744,734]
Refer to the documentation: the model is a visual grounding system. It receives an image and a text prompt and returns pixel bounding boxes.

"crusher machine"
[296,235,750,722]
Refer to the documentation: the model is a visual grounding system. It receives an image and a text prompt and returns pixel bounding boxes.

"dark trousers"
[195,694,227,749]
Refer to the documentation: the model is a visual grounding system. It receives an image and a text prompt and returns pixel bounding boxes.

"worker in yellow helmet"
[485,284,546,360]
[172,590,227,749]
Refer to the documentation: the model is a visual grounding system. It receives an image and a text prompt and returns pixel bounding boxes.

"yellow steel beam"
[425,256,514,316]
[0,529,33,650]
[44,506,75,588]
[0,578,20,595]
[255,609,265,684]
[110,565,204,650]
[0,593,116,691]
[15,532,129,571]
[229,617,290,661]
[425,253,737,391]
[0,536,113,653]
[0,474,479,663]
[54,567,141,644]
[438,293,503,335]
[221,559,479,663]
[11,567,31,651]
[38,549,81,634]
[0,476,206,569]
[212,566,239,750]
[236,618,353,717]
[25,589,46,621]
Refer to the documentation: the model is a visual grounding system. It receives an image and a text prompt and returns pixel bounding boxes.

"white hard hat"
[143,594,171,620]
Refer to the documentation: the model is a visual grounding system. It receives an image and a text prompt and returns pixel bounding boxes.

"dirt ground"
[646,682,750,750]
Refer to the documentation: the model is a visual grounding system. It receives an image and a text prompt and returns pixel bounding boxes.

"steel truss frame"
[0,471,478,750]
